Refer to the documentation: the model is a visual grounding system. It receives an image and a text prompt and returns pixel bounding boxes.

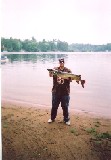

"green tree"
[57,40,68,51]
[1,37,22,52]
[22,39,39,52]
[38,39,50,52]
[48,40,57,51]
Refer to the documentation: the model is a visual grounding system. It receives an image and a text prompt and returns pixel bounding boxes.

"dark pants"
[51,93,70,122]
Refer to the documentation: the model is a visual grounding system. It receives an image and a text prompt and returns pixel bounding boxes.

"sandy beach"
[1,100,111,160]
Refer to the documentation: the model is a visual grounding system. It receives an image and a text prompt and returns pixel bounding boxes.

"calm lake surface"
[1,52,111,118]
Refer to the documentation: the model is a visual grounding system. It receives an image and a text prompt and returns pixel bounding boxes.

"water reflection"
[5,54,68,64]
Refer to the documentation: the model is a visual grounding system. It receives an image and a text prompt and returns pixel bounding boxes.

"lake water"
[1,53,111,118]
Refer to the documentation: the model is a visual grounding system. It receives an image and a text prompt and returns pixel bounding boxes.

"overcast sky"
[1,0,111,44]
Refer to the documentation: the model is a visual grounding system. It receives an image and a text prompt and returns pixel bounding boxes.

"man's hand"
[49,71,53,77]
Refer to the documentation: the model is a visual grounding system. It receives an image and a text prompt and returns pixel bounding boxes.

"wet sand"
[2,100,111,160]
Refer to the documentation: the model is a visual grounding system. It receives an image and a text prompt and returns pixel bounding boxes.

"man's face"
[59,61,64,67]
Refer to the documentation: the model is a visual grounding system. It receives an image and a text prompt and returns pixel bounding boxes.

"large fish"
[47,69,85,88]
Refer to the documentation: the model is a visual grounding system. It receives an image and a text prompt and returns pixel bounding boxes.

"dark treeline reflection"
[5,54,68,63]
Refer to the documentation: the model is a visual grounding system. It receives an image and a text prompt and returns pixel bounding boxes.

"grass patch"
[70,128,79,136]
[85,127,111,140]
[85,127,97,134]
[86,126,111,141]
[95,132,111,139]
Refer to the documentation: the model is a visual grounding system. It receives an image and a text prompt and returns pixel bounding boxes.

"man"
[48,58,72,125]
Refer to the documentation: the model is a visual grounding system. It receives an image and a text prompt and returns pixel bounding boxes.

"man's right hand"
[49,71,53,77]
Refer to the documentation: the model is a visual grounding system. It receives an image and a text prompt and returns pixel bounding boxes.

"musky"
[1,0,111,44]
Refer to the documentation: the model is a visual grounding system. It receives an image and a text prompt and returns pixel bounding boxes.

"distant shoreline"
[1,37,111,52]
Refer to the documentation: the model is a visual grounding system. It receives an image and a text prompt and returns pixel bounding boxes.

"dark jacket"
[52,67,72,96]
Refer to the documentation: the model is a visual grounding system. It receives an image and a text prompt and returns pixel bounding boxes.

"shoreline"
[2,99,111,120]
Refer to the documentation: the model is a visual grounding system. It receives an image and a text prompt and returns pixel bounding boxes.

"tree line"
[1,37,111,52]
